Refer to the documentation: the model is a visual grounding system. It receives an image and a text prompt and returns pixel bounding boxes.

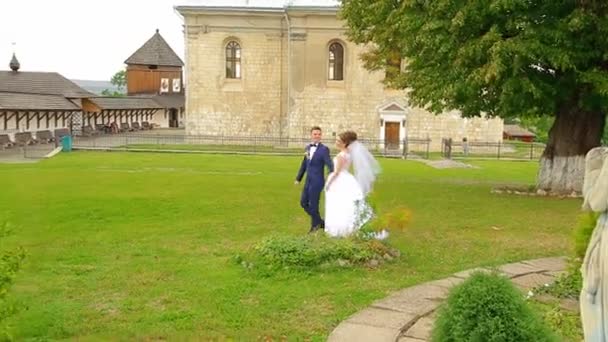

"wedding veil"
[348,140,381,196]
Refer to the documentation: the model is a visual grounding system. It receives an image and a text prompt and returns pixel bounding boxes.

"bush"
[535,212,598,300]
[574,212,598,260]
[238,234,400,272]
[0,222,25,340]
[432,272,557,342]
[370,205,412,232]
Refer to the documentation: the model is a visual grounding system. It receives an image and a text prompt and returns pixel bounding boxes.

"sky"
[0,0,186,81]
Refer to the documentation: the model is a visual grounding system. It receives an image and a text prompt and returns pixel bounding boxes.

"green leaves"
[432,272,557,342]
[341,0,608,119]
[243,234,399,272]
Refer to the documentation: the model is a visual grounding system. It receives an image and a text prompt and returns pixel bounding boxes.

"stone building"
[176,0,503,151]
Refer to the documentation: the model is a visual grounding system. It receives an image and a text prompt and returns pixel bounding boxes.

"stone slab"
[328,322,400,342]
[499,262,542,277]
[397,337,426,342]
[404,316,435,340]
[372,296,440,317]
[560,298,580,313]
[452,267,494,279]
[543,270,568,278]
[522,257,568,272]
[426,276,465,289]
[346,307,418,330]
[511,273,556,291]
[372,285,448,314]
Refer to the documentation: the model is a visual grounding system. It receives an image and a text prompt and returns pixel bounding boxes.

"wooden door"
[384,122,400,149]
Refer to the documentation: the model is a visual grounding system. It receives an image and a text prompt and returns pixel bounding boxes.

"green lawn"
[0,152,580,340]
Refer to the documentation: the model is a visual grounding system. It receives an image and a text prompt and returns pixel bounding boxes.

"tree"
[341,0,608,193]
[111,70,126,92]
[518,116,554,143]
[101,69,126,97]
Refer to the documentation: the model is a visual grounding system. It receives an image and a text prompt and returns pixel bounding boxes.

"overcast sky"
[0,0,185,81]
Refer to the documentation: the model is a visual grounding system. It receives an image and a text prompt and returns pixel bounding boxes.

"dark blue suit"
[296,143,334,229]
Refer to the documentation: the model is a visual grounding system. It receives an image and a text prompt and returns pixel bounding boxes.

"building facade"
[176,1,503,150]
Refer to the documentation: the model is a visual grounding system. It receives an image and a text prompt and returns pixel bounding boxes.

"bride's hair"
[339,131,358,147]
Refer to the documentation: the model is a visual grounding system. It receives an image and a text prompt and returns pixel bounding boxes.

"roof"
[89,97,163,110]
[503,124,536,137]
[124,30,184,67]
[0,71,95,98]
[151,94,185,109]
[175,0,339,11]
[0,92,80,110]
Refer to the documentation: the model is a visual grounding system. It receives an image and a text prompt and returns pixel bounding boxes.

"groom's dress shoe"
[308,225,323,234]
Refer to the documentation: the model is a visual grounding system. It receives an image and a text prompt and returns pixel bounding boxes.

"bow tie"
[309,143,319,147]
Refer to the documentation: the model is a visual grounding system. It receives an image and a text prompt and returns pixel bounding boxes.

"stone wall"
[184,13,286,137]
[182,10,504,151]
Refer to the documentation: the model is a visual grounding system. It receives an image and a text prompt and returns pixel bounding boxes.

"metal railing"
[442,138,545,160]
[72,133,433,159]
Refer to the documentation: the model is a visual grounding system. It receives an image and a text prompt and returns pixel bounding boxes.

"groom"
[295,126,334,233]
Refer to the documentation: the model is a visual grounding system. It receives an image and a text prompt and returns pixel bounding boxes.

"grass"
[532,300,583,341]
[0,152,580,339]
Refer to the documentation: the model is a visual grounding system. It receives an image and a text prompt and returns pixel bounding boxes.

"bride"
[324,131,382,238]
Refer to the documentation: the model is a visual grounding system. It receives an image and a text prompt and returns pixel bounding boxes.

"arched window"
[225,41,241,79]
[328,42,344,81]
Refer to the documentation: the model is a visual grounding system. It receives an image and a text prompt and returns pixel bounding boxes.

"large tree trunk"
[537,104,604,194]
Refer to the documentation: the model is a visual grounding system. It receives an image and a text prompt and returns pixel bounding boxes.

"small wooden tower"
[124,29,184,96]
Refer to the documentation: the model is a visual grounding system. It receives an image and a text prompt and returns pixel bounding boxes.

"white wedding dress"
[325,151,374,237]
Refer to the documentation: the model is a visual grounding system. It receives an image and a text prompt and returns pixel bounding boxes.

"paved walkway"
[0,144,57,163]
[328,257,567,342]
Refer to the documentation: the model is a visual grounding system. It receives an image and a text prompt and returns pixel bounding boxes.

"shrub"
[574,212,598,260]
[535,212,598,300]
[432,272,557,342]
[0,222,25,340]
[240,234,399,272]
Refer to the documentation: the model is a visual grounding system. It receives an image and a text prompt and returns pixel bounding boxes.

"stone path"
[0,144,57,163]
[328,257,567,342]
[417,159,479,169]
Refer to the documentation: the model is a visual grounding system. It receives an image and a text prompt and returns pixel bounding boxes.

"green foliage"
[110,70,126,92]
[341,1,608,118]
[101,69,126,97]
[0,153,581,339]
[100,89,124,97]
[538,263,582,300]
[574,212,599,260]
[242,234,399,272]
[531,301,583,342]
[603,119,608,146]
[536,212,597,301]
[0,222,25,340]
[432,272,557,342]
[517,116,554,143]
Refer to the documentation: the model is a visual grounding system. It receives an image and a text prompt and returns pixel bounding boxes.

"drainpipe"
[283,10,291,141]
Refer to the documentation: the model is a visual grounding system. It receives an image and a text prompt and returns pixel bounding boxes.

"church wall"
[184,13,286,137]
[182,11,504,151]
